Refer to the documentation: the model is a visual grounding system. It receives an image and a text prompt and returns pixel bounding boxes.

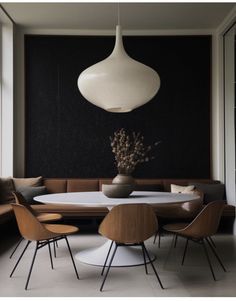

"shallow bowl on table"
[102,184,133,198]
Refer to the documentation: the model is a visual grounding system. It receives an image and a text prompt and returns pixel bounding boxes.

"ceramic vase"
[112,174,136,186]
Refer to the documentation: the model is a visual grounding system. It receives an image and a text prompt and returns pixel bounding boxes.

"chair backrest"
[153,194,203,219]
[11,203,53,241]
[180,193,203,219]
[12,191,36,216]
[99,203,158,244]
[178,201,225,238]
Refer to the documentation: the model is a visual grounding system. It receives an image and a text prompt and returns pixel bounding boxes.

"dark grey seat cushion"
[17,186,47,204]
[190,182,225,204]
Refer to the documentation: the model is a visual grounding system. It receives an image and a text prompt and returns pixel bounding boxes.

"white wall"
[211,33,224,183]
[224,27,235,206]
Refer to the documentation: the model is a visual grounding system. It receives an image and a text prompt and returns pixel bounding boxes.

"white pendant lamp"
[78,25,160,113]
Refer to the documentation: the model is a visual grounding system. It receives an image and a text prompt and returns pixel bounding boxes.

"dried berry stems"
[110,128,160,174]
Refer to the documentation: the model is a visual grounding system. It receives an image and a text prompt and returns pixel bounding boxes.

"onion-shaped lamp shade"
[77,25,161,113]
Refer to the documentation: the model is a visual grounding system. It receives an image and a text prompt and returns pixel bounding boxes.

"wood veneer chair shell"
[10,192,62,259]
[153,191,203,245]
[98,203,163,291]
[12,191,62,222]
[163,201,225,239]
[99,203,158,244]
[12,204,75,241]
[10,203,79,290]
[163,201,226,281]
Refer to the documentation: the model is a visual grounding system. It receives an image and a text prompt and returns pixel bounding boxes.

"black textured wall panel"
[25,35,211,178]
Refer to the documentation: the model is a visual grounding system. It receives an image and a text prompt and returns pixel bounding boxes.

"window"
[224,23,236,206]
[0,9,14,177]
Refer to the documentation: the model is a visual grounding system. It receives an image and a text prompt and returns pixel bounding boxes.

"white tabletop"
[34,191,199,207]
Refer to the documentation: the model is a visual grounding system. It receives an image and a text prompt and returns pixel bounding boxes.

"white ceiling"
[1,2,235,30]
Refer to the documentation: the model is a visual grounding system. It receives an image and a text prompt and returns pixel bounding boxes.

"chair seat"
[163,223,188,232]
[44,224,79,236]
[37,213,62,223]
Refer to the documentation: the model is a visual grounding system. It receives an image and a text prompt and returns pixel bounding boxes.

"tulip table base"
[75,240,155,267]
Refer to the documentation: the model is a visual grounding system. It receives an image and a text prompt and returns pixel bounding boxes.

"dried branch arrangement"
[110,128,160,174]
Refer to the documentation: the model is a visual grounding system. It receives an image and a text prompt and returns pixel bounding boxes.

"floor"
[0,231,235,297]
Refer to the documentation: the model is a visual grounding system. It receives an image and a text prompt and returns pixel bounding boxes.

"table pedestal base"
[75,240,155,267]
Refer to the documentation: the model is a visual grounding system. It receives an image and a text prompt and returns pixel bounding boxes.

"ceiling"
[1,2,235,30]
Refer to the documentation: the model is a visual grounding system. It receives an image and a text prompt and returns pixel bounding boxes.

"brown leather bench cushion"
[32,204,108,217]
[43,178,99,193]
[67,179,99,192]
[43,179,67,193]
[31,204,235,219]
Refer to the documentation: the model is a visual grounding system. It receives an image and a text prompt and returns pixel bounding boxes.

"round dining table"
[34,191,199,267]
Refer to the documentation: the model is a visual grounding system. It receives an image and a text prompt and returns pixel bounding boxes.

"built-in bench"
[0,178,235,232]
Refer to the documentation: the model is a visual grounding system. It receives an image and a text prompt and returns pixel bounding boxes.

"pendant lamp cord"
[117,2,120,25]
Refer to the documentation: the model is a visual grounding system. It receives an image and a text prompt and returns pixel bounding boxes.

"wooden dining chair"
[98,203,164,291]
[10,192,62,259]
[153,190,203,246]
[163,201,226,280]
[10,203,79,290]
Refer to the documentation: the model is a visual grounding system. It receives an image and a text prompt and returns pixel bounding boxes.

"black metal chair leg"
[48,241,54,269]
[101,241,114,276]
[181,238,189,265]
[9,237,24,259]
[64,236,79,279]
[10,240,31,277]
[205,238,226,272]
[153,230,162,248]
[25,242,38,290]
[202,239,216,281]
[142,243,164,289]
[56,240,59,248]
[53,241,56,258]
[209,236,216,248]
[174,234,178,248]
[153,231,158,244]
[100,243,118,292]
[163,232,176,268]
[141,244,148,274]
[158,232,161,248]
